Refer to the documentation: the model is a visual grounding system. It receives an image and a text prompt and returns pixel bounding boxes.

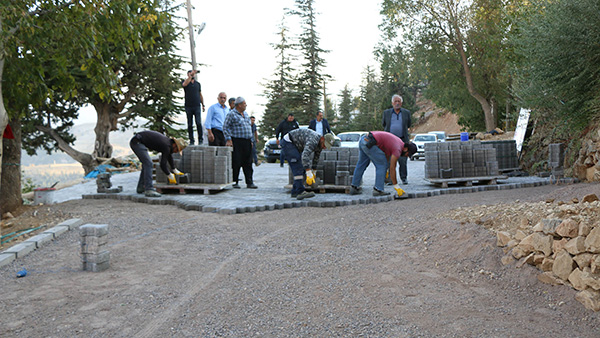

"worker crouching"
[280,128,334,200]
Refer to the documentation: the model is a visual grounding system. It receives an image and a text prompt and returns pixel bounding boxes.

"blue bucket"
[460,132,469,142]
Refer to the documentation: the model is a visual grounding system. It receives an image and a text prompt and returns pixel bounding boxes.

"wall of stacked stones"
[424,140,506,179]
[288,147,360,186]
[155,145,233,184]
[573,127,600,182]
[496,194,600,311]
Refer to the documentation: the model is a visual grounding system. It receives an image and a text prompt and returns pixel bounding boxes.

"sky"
[77,0,384,125]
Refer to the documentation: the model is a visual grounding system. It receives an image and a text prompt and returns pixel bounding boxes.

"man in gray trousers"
[382,94,412,185]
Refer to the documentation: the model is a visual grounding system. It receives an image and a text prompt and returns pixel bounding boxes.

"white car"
[411,133,438,160]
[337,131,368,148]
[428,131,447,142]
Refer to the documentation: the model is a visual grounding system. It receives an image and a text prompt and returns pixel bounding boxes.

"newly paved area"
[52,160,553,214]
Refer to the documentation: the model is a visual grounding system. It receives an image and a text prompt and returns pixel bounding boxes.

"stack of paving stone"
[288,147,360,186]
[549,143,565,177]
[156,146,233,184]
[482,140,519,171]
[424,141,499,179]
[96,173,122,193]
[80,224,110,272]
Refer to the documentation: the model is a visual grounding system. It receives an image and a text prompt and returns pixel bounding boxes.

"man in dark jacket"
[130,130,187,197]
[281,128,335,200]
[308,111,332,136]
[275,113,299,167]
[382,94,412,184]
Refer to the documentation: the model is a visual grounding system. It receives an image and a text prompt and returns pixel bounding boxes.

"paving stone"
[58,218,83,230]
[43,225,69,239]
[81,250,111,264]
[0,253,16,268]
[80,224,109,237]
[3,242,36,258]
[82,260,110,272]
[218,208,235,215]
[24,233,54,248]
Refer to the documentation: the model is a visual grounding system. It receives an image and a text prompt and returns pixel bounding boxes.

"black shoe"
[247,183,258,189]
[291,193,298,198]
[402,179,408,185]
[373,188,390,196]
[349,186,362,195]
[232,183,240,189]
[280,163,284,167]
[296,191,315,200]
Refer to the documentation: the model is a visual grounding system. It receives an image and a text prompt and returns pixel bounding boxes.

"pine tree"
[337,84,354,133]
[288,0,329,124]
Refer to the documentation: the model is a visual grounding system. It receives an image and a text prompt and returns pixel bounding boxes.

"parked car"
[337,131,368,148]
[411,133,438,160]
[263,138,281,163]
[428,131,447,142]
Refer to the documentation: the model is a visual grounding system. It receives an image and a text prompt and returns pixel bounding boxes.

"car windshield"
[414,135,437,142]
[340,134,361,142]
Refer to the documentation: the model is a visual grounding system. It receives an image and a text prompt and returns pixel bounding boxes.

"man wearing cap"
[205,92,228,146]
[223,97,257,189]
[349,131,416,197]
[129,130,187,197]
[182,70,205,145]
[281,128,335,200]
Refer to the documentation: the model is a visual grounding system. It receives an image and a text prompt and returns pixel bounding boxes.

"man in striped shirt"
[223,97,257,189]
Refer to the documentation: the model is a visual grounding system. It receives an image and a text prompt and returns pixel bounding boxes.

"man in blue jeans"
[349,131,416,197]
[281,128,335,200]
[182,70,205,145]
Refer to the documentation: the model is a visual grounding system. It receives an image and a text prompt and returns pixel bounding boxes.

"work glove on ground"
[168,173,177,184]
[393,184,405,197]
[173,168,184,176]
[306,170,315,186]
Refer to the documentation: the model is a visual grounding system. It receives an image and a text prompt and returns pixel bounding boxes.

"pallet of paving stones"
[425,175,508,188]
[284,184,351,194]
[154,182,233,195]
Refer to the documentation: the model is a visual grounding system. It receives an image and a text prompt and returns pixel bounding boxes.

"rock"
[542,218,562,235]
[520,233,553,257]
[501,255,515,266]
[565,237,587,255]
[517,253,536,268]
[540,257,554,272]
[496,231,511,247]
[591,255,600,274]
[572,198,580,204]
[546,198,555,204]
[569,268,588,291]
[556,219,579,238]
[2,212,14,219]
[575,289,600,311]
[574,253,594,269]
[553,249,575,281]
[506,239,518,250]
[533,254,545,265]
[580,222,593,237]
[580,270,600,290]
[511,246,529,259]
[515,230,528,241]
[533,221,544,232]
[585,227,600,253]
[494,127,505,134]
[553,238,569,255]
[582,194,599,203]
[538,272,565,286]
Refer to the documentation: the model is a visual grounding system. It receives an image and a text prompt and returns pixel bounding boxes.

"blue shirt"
[223,109,252,140]
[205,103,227,130]
[389,111,404,138]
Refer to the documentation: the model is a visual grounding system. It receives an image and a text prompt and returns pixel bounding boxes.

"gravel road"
[1,184,599,337]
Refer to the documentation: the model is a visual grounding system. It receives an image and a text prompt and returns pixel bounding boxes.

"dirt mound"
[411,96,462,135]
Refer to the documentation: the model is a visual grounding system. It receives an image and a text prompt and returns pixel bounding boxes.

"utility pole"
[185,0,197,71]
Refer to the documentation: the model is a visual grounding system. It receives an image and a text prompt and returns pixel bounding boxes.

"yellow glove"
[306,170,315,186]
[173,168,184,176]
[168,173,177,184]
[393,184,405,197]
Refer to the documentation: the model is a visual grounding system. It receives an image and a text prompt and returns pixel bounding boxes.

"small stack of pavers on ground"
[424,140,501,179]
[96,173,123,193]
[155,145,233,185]
[549,143,565,179]
[288,147,360,190]
[80,224,110,272]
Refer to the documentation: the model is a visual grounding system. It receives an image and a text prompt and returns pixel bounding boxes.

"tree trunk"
[35,125,99,175]
[453,26,496,131]
[1,118,22,213]
[92,101,117,159]
[0,55,8,221]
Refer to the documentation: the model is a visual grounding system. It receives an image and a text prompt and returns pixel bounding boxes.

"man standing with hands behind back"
[182,70,205,145]
[382,94,411,184]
